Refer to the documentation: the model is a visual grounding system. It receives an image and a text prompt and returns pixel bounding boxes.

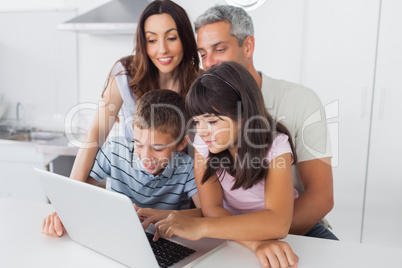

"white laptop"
[34,168,226,268]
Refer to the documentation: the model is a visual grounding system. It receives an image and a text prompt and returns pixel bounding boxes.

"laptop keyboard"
[146,232,196,268]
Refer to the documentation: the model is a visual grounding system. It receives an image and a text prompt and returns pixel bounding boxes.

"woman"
[69,0,199,182]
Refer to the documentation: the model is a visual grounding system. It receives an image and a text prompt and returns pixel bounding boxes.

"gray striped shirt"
[90,137,197,210]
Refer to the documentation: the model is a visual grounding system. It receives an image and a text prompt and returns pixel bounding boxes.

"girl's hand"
[42,212,64,237]
[253,240,299,268]
[154,211,204,241]
[134,204,172,230]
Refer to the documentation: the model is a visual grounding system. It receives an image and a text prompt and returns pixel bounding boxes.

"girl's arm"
[70,77,123,182]
[135,194,203,231]
[156,152,294,241]
[155,151,297,267]
[193,149,233,218]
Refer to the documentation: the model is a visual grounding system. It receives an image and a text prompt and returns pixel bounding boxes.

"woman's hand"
[153,211,205,241]
[42,212,64,237]
[134,204,172,230]
[253,240,298,268]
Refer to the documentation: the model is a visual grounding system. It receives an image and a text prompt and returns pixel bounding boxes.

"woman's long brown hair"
[103,0,199,99]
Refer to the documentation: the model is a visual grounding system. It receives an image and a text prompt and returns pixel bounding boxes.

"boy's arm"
[86,176,106,188]
[86,138,114,188]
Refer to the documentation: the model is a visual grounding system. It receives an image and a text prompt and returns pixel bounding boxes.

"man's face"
[197,21,247,70]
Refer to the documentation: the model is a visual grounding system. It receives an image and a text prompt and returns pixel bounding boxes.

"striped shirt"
[90,136,197,210]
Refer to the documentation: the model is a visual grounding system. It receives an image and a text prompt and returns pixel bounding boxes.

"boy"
[42,89,201,237]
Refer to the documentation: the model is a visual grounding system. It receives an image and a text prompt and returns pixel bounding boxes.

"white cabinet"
[302,0,402,246]
[0,143,48,203]
[302,0,380,242]
[362,0,402,248]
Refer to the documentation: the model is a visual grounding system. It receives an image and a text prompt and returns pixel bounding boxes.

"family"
[42,1,337,267]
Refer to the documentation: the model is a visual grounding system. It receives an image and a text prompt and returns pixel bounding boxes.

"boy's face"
[133,126,186,175]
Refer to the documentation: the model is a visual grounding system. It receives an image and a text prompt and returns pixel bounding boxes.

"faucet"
[16,102,23,121]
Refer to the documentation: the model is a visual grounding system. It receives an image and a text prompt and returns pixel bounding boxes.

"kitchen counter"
[0,132,81,157]
[35,134,81,156]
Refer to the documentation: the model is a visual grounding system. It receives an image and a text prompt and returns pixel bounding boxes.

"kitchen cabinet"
[362,0,402,248]
[0,143,48,203]
[302,0,380,243]
[302,0,402,246]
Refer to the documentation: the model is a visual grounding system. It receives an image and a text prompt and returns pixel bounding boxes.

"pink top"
[193,133,297,215]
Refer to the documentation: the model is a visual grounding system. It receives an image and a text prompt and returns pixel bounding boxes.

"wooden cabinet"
[362,0,402,248]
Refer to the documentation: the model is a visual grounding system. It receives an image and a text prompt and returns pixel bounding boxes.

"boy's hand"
[134,204,172,230]
[42,212,64,237]
[252,240,299,268]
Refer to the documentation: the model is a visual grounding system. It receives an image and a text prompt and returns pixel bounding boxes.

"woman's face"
[144,13,184,75]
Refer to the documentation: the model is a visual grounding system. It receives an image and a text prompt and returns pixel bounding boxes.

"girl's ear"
[242,35,255,59]
[177,135,190,152]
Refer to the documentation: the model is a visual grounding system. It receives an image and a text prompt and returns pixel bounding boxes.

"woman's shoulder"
[110,55,134,76]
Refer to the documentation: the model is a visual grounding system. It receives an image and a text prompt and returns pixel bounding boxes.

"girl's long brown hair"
[103,0,199,99]
[186,62,296,190]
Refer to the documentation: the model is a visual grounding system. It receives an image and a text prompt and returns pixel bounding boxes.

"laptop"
[34,168,226,268]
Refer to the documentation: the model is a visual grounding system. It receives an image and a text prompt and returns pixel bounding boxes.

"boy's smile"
[133,126,183,175]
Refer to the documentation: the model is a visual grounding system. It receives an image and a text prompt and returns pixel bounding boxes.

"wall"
[0,9,78,130]
[0,0,305,132]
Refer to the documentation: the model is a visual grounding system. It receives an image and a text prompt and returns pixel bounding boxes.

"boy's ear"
[177,135,190,152]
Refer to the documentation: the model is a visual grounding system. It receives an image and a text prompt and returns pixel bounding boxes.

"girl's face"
[144,13,184,75]
[193,114,239,155]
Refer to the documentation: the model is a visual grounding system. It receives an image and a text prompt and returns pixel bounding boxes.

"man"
[194,5,337,240]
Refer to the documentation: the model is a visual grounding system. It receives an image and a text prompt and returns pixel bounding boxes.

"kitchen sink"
[7,131,64,142]
[0,123,64,143]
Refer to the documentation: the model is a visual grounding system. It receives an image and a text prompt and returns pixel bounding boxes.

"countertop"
[35,134,80,156]
[3,197,402,268]
[0,133,80,156]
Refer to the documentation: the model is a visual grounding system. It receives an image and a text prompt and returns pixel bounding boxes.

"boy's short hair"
[133,89,189,141]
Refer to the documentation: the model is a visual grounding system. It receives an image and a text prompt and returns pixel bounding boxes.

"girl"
[69,0,199,182]
[155,61,299,268]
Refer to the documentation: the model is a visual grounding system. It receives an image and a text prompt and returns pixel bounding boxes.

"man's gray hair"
[194,5,254,46]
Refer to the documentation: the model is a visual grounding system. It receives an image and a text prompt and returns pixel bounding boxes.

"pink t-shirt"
[193,133,297,215]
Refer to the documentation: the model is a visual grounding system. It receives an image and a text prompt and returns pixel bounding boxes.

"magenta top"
[193,133,298,215]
